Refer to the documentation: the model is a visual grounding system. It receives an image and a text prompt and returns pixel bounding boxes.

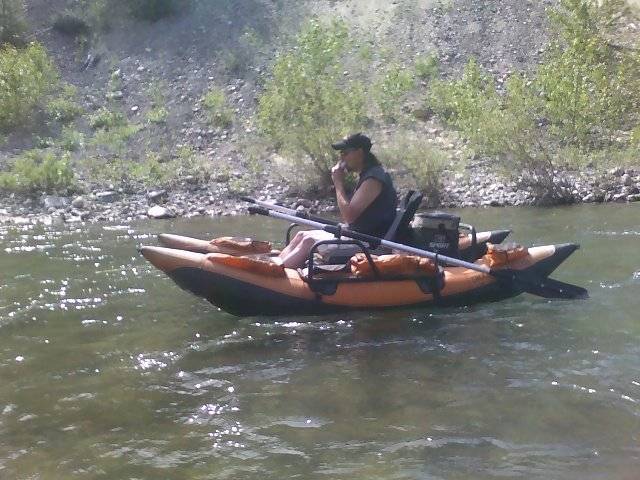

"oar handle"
[242,197,339,226]
[248,206,490,273]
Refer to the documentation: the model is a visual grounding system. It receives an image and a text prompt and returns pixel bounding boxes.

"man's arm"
[333,177,383,224]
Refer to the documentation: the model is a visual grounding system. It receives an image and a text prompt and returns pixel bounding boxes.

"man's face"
[340,147,363,171]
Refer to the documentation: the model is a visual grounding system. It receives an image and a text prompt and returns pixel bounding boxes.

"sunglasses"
[339,148,357,156]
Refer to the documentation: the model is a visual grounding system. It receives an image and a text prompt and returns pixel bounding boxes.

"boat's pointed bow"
[157,233,181,247]
[553,242,580,262]
[138,245,204,274]
[489,229,511,244]
[527,243,580,278]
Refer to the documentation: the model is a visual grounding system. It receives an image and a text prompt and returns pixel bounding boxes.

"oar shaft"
[250,207,490,274]
[241,197,339,226]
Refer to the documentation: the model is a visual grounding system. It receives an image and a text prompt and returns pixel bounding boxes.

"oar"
[247,205,588,300]
[240,196,340,226]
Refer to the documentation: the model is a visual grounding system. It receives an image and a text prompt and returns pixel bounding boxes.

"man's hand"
[331,161,346,184]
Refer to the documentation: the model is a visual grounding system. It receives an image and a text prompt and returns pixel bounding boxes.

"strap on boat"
[415,254,443,301]
[305,238,380,295]
[459,223,478,262]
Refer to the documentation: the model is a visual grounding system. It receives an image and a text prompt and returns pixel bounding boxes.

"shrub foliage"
[379,137,447,207]
[0,43,59,131]
[373,64,415,122]
[0,150,77,194]
[258,19,367,190]
[202,87,234,128]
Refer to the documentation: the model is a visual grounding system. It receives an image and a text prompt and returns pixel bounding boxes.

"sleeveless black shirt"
[349,164,398,237]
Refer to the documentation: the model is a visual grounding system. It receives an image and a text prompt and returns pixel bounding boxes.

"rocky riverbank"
[1,164,637,227]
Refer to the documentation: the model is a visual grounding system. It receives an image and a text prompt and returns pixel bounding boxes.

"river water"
[1,205,639,479]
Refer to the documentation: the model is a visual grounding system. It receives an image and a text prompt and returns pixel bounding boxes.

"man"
[277,133,397,268]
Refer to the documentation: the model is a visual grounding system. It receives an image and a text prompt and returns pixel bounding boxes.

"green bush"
[82,0,112,32]
[429,63,574,204]
[120,154,174,185]
[146,82,168,124]
[415,53,439,81]
[220,28,265,76]
[538,0,640,147]
[47,84,83,123]
[58,127,84,152]
[88,108,126,130]
[258,19,366,190]
[88,107,141,155]
[0,149,77,194]
[0,42,59,131]
[428,58,500,147]
[373,64,415,122]
[632,125,640,145]
[85,156,168,187]
[380,138,447,207]
[0,0,26,45]
[91,123,142,154]
[146,105,168,124]
[85,149,210,188]
[202,87,233,128]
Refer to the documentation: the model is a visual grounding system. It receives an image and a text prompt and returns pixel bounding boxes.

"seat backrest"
[383,190,423,242]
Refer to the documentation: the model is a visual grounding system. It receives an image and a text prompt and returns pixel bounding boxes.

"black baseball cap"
[331,133,372,152]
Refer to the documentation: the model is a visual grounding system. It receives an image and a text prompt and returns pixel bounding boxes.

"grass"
[414,53,439,81]
[47,84,83,124]
[88,107,127,130]
[84,147,212,188]
[202,87,234,128]
[58,127,85,152]
[146,106,168,124]
[90,123,143,151]
[146,82,169,124]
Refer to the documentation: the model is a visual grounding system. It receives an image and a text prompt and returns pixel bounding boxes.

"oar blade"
[531,277,589,300]
[494,269,588,300]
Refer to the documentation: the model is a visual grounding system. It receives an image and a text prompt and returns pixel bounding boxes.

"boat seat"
[318,190,424,265]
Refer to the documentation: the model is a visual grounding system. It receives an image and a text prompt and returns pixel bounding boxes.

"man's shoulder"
[361,165,391,183]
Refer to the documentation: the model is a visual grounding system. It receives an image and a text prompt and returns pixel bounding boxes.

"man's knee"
[300,235,317,248]
[293,231,307,242]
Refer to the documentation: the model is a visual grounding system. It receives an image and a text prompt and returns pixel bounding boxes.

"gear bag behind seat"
[409,212,460,257]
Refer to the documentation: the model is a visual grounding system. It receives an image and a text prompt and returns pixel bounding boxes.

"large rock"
[71,196,86,209]
[295,198,313,209]
[106,91,124,100]
[147,190,168,204]
[147,205,175,219]
[43,196,70,209]
[621,173,634,187]
[95,191,119,203]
